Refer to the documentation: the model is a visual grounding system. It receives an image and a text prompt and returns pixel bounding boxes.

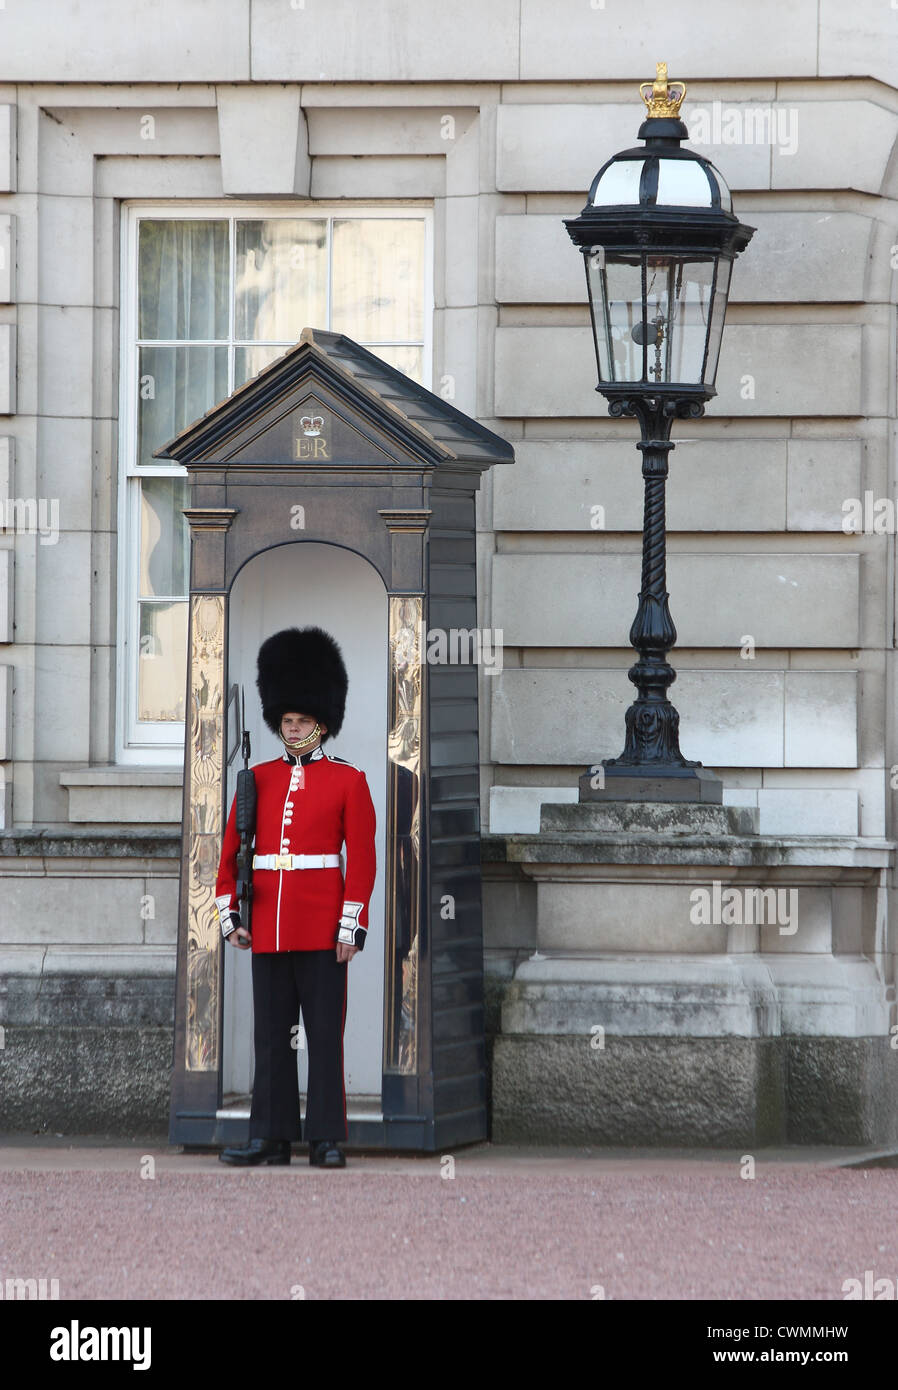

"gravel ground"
[1,1140,896,1301]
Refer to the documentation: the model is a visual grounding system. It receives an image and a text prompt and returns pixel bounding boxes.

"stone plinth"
[486,801,897,1146]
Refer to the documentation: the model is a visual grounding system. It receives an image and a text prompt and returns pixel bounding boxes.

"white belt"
[252,853,341,871]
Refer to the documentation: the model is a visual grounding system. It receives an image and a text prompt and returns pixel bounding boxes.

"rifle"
[234,688,257,934]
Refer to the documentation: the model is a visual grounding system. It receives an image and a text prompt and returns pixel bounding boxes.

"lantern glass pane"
[702,258,732,386]
[655,159,714,207]
[642,256,723,386]
[586,253,644,382]
[590,159,643,207]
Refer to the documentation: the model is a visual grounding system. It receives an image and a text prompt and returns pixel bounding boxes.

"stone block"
[441,307,479,416]
[308,107,476,157]
[787,439,863,531]
[731,212,872,304]
[11,305,34,415]
[143,877,180,945]
[533,881,725,953]
[819,0,896,86]
[537,800,757,836]
[38,196,94,307]
[0,105,15,192]
[0,661,10,760]
[490,667,623,764]
[0,875,145,943]
[311,154,444,200]
[491,553,860,648]
[489,666,861,769]
[0,325,16,414]
[785,1036,898,1145]
[0,3,249,82]
[519,1,816,80]
[489,785,578,834]
[491,1032,898,1146]
[482,873,537,952]
[495,211,872,306]
[33,644,90,760]
[444,195,479,308]
[0,1025,172,1133]
[251,0,520,81]
[37,307,92,418]
[767,956,890,1036]
[771,102,898,196]
[0,435,12,502]
[491,1034,785,1145]
[784,671,857,768]
[36,417,92,533]
[494,438,788,532]
[96,156,223,201]
[757,788,859,836]
[0,550,12,644]
[0,214,14,302]
[217,85,309,196]
[35,532,90,645]
[61,767,184,825]
[498,102,773,195]
[494,325,863,418]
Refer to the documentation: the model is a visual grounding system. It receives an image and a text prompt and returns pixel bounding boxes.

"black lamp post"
[565,64,754,803]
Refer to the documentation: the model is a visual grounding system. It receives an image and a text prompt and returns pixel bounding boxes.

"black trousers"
[249,949,349,1143]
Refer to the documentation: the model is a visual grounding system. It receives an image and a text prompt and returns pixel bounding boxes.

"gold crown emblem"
[300,415,325,437]
[639,62,687,119]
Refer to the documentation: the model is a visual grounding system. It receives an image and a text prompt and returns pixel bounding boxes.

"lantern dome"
[587,149,733,215]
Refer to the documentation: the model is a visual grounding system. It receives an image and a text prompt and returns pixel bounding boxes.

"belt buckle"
[275,854,292,870]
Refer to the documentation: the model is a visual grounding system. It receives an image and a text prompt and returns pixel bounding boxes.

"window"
[118,204,432,760]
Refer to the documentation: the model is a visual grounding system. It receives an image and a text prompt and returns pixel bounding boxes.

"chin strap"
[279,721,322,752]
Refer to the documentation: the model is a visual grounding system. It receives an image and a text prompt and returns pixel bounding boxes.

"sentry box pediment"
[155,326,513,475]
[158,327,513,1153]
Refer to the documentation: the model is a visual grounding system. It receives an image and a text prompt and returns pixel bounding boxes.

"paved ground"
[2,1136,897,1301]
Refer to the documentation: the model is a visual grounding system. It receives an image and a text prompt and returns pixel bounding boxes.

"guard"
[215,626,377,1169]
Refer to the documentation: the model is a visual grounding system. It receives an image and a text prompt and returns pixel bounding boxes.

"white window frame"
[116,199,434,764]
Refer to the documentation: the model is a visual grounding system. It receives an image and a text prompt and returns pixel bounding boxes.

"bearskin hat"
[256,626,347,743]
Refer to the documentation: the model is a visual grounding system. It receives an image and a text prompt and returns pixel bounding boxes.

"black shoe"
[219,1138,291,1167]
[309,1139,346,1168]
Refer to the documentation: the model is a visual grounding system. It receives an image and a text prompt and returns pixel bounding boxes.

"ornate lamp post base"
[579,764,723,804]
[579,391,723,806]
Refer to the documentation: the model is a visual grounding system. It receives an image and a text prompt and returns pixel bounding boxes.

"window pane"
[331,219,425,342]
[139,601,188,722]
[138,220,229,341]
[235,220,327,342]
[137,345,228,467]
[235,344,289,388]
[364,345,423,383]
[140,477,190,598]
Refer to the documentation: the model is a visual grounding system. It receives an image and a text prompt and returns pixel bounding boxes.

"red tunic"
[215,746,377,953]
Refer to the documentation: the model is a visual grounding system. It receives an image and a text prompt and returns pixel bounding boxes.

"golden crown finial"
[639,62,687,118]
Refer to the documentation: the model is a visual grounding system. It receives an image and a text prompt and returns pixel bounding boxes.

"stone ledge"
[540,801,758,836]
[502,954,890,1039]
[482,832,895,873]
[60,767,183,825]
[0,828,181,859]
